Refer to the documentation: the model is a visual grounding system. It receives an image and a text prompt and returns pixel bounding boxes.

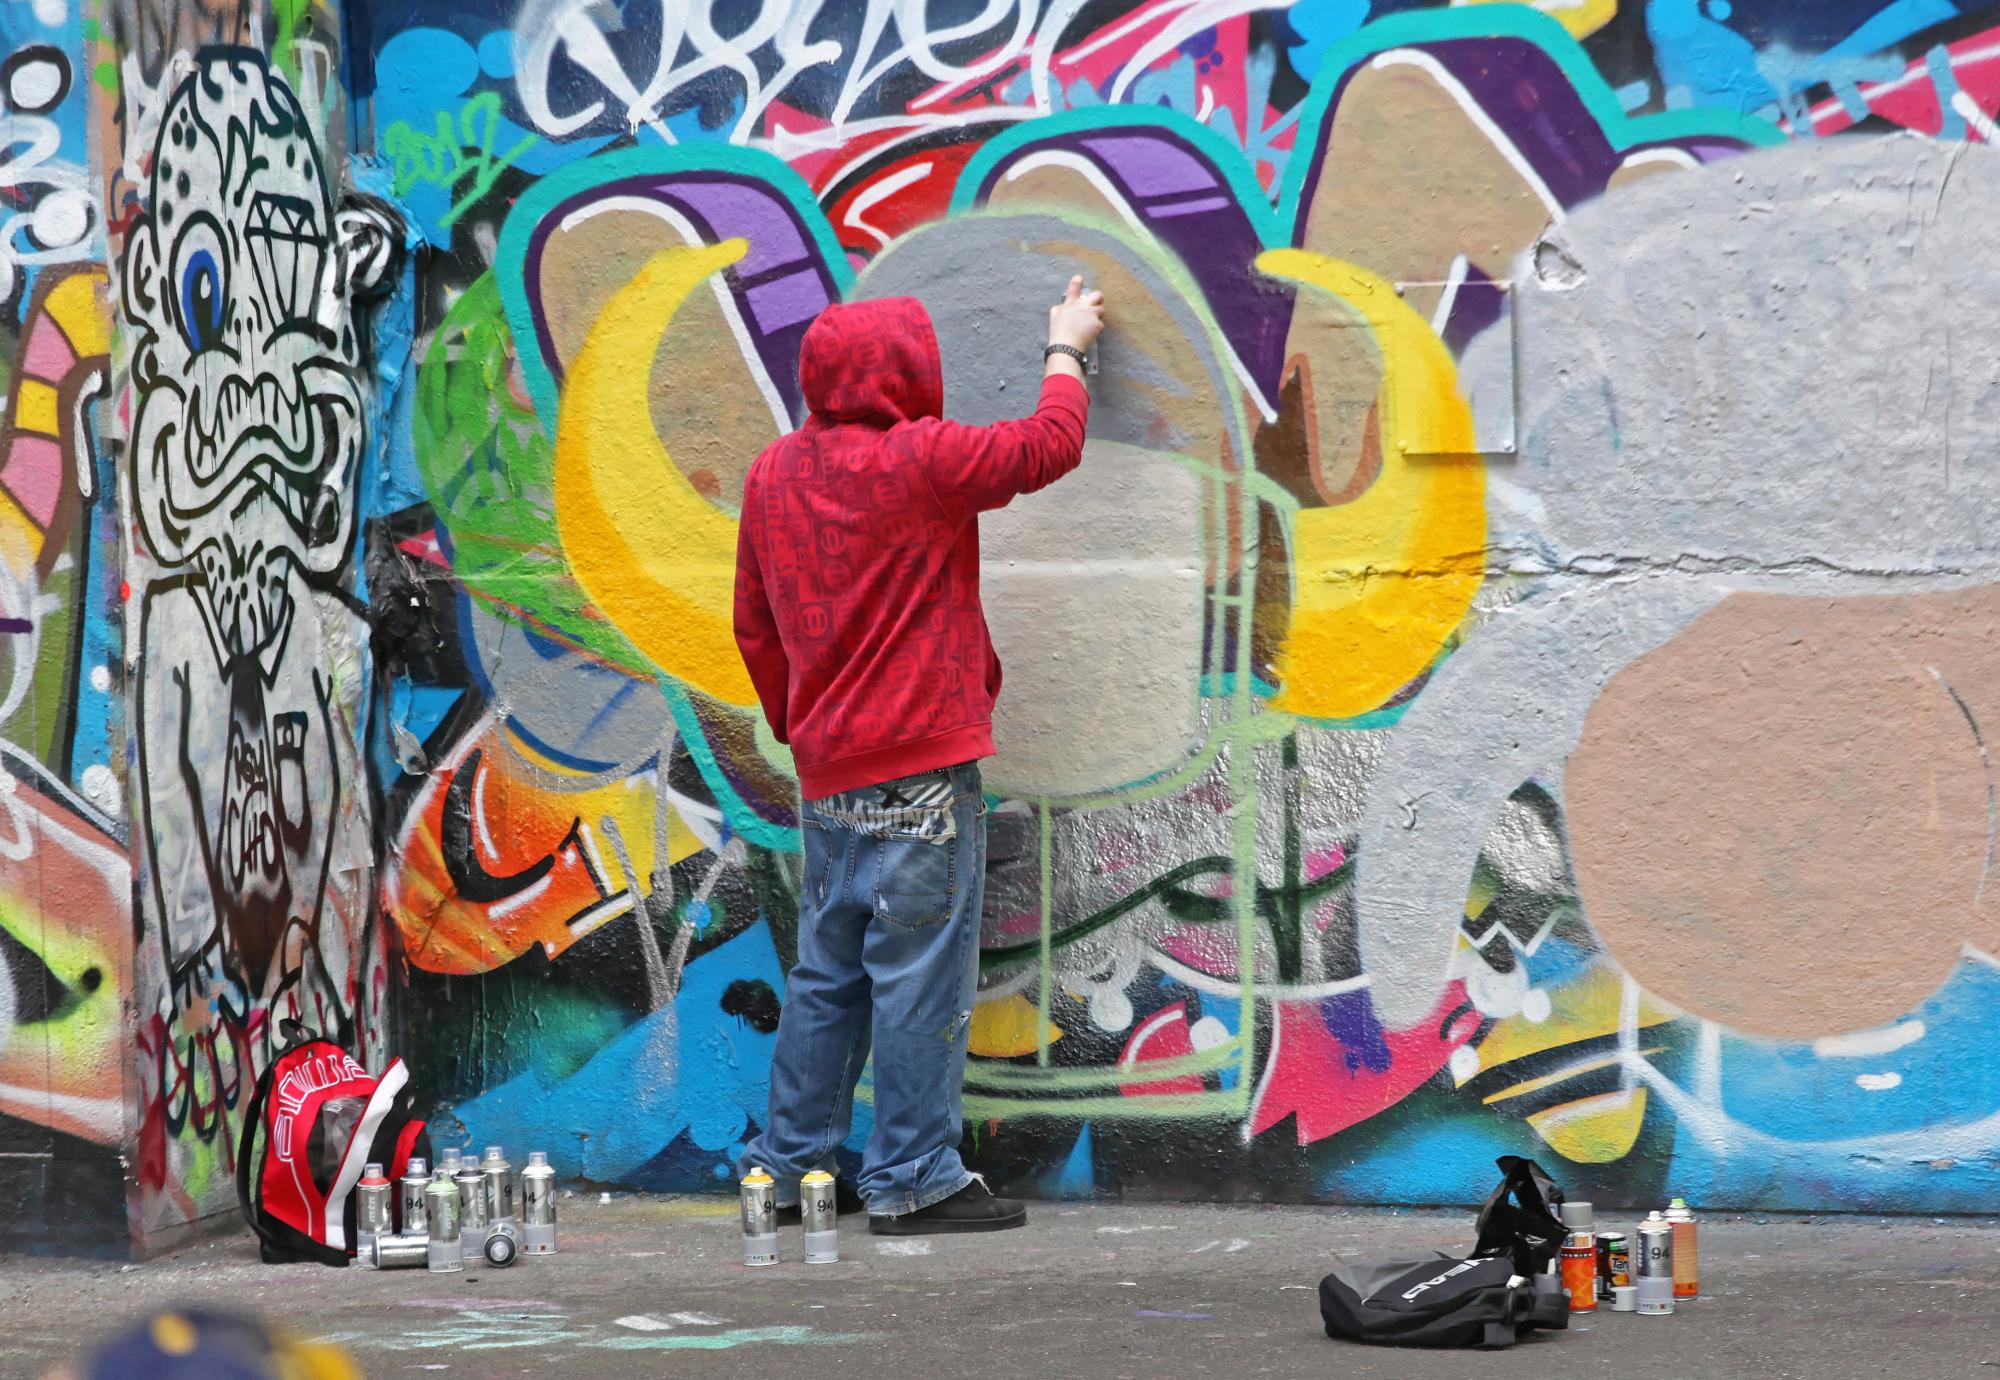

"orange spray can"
[1664,1197,1699,1298]
[1558,1201,1598,1312]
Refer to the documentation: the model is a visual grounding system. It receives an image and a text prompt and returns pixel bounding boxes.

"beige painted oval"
[1567,588,2000,1038]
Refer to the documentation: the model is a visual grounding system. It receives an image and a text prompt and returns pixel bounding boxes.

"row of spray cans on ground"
[739,1168,840,1266]
[354,1146,559,1272]
[1557,1198,1699,1315]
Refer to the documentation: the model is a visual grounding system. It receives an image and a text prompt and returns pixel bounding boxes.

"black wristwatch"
[1043,343,1089,369]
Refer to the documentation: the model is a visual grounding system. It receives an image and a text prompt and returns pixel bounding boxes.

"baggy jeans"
[738,762,985,1216]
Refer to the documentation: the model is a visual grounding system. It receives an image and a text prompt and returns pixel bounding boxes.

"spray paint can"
[425,1171,462,1274]
[1557,1200,1597,1312]
[1596,1229,1630,1302]
[522,1151,557,1256]
[1664,1197,1699,1299]
[456,1161,489,1260]
[740,1167,778,1267]
[438,1145,463,1178]
[481,1145,516,1229]
[801,1170,838,1265]
[399,1157,430,1237]
[1637,1213,1675,1315]
[483,1221,521,1268]
[355,1163,391,1267]
[371,1232,428,1270]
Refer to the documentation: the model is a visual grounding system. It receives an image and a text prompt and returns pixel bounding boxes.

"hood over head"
[798,297,943,427]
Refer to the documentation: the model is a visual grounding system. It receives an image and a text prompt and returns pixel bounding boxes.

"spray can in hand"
[740,1168,777,1267]
[425,1170,462,1273]
[355,1164,390,1267]
[1557,1201,1596,1312]
[399,1157,429,1237]
[521,1151,557,1256]
[1637,1212,1675,1315]
[801,1170,839,1265]
[1664,1197,1699,1299]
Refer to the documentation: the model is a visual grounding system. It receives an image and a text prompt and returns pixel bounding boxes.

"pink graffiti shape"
[1248,983,1476,1146]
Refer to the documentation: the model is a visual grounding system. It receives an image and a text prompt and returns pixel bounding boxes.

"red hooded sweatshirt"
[734,297,1091,800]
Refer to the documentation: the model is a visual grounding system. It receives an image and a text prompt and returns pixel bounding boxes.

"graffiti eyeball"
[173,222,228,354]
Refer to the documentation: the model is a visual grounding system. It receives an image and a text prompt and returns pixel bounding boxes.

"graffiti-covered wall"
[374,0,2000,1217]
[11,0,2000,1250]
[0,0,126,1248]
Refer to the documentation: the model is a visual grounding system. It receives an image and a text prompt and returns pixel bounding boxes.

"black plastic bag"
[1471,1154,1567,1276]
[1319,1252,1570,1349]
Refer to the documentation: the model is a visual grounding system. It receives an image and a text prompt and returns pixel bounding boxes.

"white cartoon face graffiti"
[123,48,397,1012]
[122,49,382,664]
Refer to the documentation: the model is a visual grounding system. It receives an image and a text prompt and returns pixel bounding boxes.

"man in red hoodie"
[733,276,1105,1234]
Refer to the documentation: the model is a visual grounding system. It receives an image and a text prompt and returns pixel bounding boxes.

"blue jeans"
[739,762,986,1216]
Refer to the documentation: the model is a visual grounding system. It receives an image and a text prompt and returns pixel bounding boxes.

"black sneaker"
[774,1178,867,1224]
[868,1177,1026,1235]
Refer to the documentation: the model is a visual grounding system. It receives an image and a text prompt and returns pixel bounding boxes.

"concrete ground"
[1,1197,1996,1379]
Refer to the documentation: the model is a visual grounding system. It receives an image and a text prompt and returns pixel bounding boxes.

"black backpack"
[1471,1154,1568,1275]
[1317,1156,1572,1349]
[1319,1252,1569,1349]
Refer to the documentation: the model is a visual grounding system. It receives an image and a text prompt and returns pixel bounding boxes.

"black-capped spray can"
[426,1171,462,1273]
[456,1163,488,1259]
[400,1157,430,1237]
[1597,1229,1630,1301]
[740,1167,777,1267]
[801,1170,838,1265]
[522,1151,557,1256]
[481,1145,515,1228]
[356,1163,390,1267]
[1637,1212,1675,1315]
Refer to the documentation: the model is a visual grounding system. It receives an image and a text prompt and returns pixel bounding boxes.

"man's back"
[734,295,1090,800]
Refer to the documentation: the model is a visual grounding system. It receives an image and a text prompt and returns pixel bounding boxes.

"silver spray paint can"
[521,1151,557,1256]
[372,1232,429,1270]
[801,1170,838,1265]
[355,1163,391,1267]
[480,1145,516,1228]
[456,1162,489,1259]
[438,1145,463,1178]
[483,1221,521,1268]
[740,1168,777,1267]
[1636,1213,1676,1315]
[425,1172,462,1273]
[399,1156,429,1238]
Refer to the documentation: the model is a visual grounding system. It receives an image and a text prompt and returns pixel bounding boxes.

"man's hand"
[1048,274,1107,352]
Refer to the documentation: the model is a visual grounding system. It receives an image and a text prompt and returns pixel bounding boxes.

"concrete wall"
[10,0,2000,1250]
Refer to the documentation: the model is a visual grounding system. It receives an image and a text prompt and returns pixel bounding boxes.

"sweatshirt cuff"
[1039,370,1090,418]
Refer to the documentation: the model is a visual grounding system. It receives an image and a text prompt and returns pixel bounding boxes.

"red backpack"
[235,1021,430,1265]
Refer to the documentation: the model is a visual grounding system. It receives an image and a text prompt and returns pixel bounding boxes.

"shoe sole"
[867,1210,1027,1236]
